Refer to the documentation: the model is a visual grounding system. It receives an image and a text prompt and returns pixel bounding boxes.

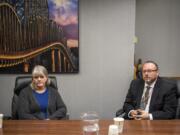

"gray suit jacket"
[123,77,177,119]
[18,85,67,120]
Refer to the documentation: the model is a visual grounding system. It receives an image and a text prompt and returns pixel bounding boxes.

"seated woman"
[18,65,67,120]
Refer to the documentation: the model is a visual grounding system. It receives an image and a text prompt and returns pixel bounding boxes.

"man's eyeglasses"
[142,69,157,73]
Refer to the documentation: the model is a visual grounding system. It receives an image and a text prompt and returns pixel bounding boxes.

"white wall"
[135,0,180,76]
[0,0,135,119]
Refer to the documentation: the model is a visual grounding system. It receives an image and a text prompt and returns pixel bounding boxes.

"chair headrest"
[162,78,180,97]
[14,76,57,95]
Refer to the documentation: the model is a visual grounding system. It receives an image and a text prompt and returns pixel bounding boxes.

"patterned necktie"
[140,86,151,109]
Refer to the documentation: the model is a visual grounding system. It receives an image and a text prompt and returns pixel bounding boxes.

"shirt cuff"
[128,110,135,118]
[149,113,153,120]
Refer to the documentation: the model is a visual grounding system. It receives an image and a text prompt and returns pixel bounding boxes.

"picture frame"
[0,0,79,74]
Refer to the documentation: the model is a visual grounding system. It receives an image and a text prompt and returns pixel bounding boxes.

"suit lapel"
[47,87,51,107]
[136,80,145,109]
[149,78,161,111]
[30,87,41,112]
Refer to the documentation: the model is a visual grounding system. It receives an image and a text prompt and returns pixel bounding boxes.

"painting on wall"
[0,0,79,74]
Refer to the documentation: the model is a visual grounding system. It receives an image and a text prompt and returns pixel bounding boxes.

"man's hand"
[134,109,149,120]
[129,110,139,119]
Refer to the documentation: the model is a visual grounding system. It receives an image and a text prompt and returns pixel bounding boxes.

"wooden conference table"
[1,120,180,135]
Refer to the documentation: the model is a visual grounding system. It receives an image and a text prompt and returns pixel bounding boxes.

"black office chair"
[175,80,180,119]
[116,79,180,119]
[11,76,58,119]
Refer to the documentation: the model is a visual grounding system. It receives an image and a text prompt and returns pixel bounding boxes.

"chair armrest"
[3,115,12,120]
[116,108,126,117]
[65,113,70,119]
[60,112,70,120]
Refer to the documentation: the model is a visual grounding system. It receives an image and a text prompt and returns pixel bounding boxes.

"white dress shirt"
[143,81,156,120]
[143,81,156,112]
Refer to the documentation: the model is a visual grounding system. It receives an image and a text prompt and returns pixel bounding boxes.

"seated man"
[123,60,177,120]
